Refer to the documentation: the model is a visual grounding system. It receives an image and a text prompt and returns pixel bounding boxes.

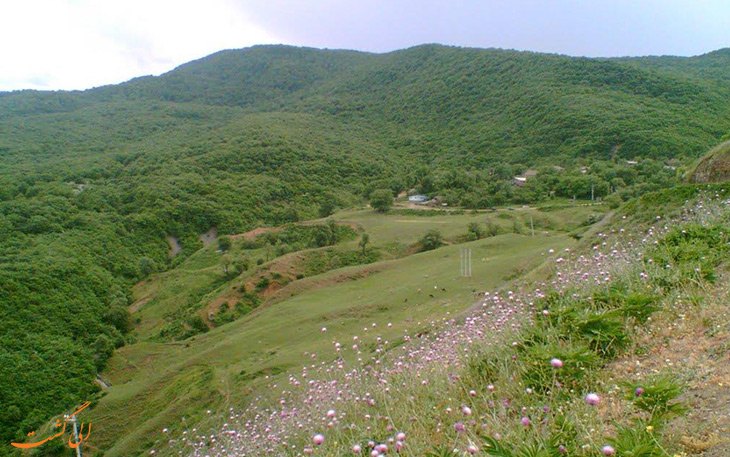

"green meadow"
[87,205,604,456]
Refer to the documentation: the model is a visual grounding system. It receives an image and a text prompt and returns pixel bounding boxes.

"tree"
[234,257,250,274]
[139,257,157,277]
[467,222,483,240]
[370,189,393,212]
[218,236,232,252]
[420,229,443,252]
[359,233,370,255]
[319,194,337,218]
[326,218,338,245]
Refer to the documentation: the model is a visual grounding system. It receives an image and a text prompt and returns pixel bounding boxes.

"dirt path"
[129,297,150,313]
[200,227,218,245]
[230,221,361,241]
[167,236,182,256]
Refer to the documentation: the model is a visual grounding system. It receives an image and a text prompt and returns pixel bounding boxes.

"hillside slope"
[688,140,730,183]
[3,44,730,454]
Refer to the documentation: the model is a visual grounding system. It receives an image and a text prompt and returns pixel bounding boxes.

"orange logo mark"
[11,401,92,449]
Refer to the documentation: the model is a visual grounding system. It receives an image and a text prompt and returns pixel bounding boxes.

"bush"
[255,276,270,291]
[519,339,600,394]
[624,375,687,425]
[467,222,483,239]
[218,236,232,251]
[419,229,444,251]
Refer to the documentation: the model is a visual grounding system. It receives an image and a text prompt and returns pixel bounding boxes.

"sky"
[1,0,729,91]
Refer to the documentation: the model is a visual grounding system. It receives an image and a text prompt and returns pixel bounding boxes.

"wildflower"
[634,387,644,396]
[352,444,362,453]
[454,422,466,432]
[462,406,472,416]
[396,432,406,441]
[467,444,479,454]
[585,392,600,406]
[313,434,325,445]
[521,417,531,427]
[601,445,616,456]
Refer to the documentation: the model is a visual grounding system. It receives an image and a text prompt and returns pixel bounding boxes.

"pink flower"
[454,422,466,432]
[462,406,472,416]
[467,444,478,454]
[601,445,616,456]
[521,417,531,427]
[550,358,564,368]
[635,387,644,396]
[396,432,406,441]
[585,393,600,406]
[352,444,362,453]
[313,434,325,445]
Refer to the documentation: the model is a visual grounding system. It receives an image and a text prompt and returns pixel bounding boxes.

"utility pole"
[460,247,472,277]
[591,185,595,201]
[530,216,534,237]
[65,415,82,457]
[460,247,463,277]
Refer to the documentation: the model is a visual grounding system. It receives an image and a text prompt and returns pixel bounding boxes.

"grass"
[86,205,599,456]
[161,193,726,457]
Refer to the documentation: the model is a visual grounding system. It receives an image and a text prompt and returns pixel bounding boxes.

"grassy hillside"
[87,205,601,456]
[163,185,730,457]
[3,43,730,454]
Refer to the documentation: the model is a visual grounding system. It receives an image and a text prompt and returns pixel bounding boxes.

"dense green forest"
[2,44,730,451]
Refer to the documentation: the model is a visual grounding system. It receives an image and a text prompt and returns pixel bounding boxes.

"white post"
[469,248,472,277]
[460,248,463,277]
[65,415,82,457]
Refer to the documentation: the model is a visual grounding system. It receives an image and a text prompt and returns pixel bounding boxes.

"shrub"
[624,375,687,425]
[519,339,600,394]
[420,229,444,251]
[218,236,232,251]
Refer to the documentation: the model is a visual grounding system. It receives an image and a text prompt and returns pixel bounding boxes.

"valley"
[88,204,603,455]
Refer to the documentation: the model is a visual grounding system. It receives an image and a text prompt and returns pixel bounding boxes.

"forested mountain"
[2,44,730,452]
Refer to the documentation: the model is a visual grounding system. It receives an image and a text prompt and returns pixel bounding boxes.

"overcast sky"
[1,0,729,91]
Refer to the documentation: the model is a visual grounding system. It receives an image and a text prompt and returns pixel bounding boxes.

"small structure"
[512,176,527,187]
[626,160,639,166]
[408,195,429,204]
